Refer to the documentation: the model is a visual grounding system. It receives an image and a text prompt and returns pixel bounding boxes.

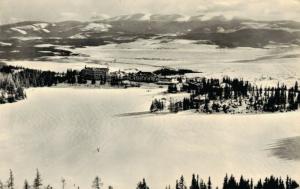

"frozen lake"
[0,87,299,189]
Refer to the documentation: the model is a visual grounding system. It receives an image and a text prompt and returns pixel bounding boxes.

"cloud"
[194,0,300,20]
[60,12,81,21]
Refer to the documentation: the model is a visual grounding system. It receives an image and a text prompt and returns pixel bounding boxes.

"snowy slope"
[0,87,299,189]
[81,23,112,32]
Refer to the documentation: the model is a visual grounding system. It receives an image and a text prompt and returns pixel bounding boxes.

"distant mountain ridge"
[1,13,300,48]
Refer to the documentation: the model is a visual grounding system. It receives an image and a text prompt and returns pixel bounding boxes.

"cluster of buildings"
[78,66,187,88]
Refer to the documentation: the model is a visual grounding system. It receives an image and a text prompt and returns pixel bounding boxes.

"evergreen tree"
[33,169,42,189]
[92,177,103,189]
[238,176,250,189]
[136,179,149,189]
[207,177,212,189]
[223,174,228,189]
[279,178,285,189]
[24,180,30,189]
[178,176,187,189]
[150,99,164,112]
[254,179,262,189]
[296,93,300,108]
[286,176,290,189]
[7,169,14,189]
[199,179,206,189]
[190,174,199,189]
[61,178,66,189]
[228,175,237,189]
[250,179,253,189]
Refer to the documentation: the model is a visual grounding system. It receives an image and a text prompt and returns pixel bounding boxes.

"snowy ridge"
[11,27,27,35]
[90,14,110,21]
[241,21,300,32]
[69,33,88,39]
[81,23,112,32]
[10,23,50,35]
[0,42,12,46]
[107,13,193,22]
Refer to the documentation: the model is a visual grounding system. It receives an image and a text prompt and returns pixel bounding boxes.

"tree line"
[137,174,299,189]
[0,65,67,87]
[0,65,94,104]
[1,170,298,189]
[0,65,66,104]
[0,169,109,189]
[0,65,129,104]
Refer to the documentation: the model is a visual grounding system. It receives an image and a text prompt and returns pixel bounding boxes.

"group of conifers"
[151,77,300,113]
[1,169,299,189]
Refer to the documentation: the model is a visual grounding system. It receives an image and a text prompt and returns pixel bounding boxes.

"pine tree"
[255,179,262,189]
[228,175,237,189]
[250,179,253,189]
[207,177,212,189]
[199,179,207,189]
[33,169,42,189]
[295,81,298,92]
[178,176,187,189]
[150,100,156,112]
[223,174,228,189]
[7,169,14,189]
[238,176,250,189]
[24,180,30,189]
[286,176,291,189]
[279,178,285,189]
[296,92,300,108]
[136,178,149,189]
[61,178,66,189]
[92,177,103,189]
[190,174,199,189]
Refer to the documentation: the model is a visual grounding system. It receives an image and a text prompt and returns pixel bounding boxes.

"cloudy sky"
[0,0,300,24]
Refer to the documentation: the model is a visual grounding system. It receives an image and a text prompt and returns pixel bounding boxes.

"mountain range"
[1,13,300,59]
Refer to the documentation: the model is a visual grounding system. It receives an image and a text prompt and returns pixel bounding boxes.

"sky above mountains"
[0,0,300,24]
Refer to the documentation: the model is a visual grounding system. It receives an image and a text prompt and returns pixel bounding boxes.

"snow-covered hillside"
[81,23,112,32]
[10,22,50,35]
[107,13,193,22]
